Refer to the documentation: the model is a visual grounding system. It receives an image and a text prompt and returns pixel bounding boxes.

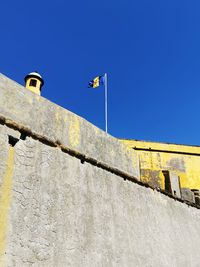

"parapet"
[0,73,140,180]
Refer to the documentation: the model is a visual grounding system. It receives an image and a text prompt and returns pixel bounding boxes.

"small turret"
[24,71,44,95]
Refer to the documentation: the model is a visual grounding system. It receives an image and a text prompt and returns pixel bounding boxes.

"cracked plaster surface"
[0,125,200,266]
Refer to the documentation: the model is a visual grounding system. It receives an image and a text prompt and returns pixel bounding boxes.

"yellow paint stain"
[141,172,150,184]
[94,127,100,135]
[69,116,80,148]
[158,171,165,189]
[0,146,15,267]
[55,109,64,138]
[27,96,33,105]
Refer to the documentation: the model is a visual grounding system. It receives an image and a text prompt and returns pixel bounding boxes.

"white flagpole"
[104,73,108,133]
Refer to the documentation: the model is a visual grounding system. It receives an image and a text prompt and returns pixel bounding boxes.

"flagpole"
[104,73,108,133]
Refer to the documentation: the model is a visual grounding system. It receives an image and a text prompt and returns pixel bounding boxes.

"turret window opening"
[29,79,37,87]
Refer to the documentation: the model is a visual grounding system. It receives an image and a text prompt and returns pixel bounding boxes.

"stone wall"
[0,74,200,266]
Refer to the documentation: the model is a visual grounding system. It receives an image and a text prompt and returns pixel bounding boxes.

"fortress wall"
[0,74,200,266]
[0,74,139,179]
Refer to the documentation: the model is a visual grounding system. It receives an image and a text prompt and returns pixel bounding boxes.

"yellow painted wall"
[25,77,41,95]
[0,146,15,266]
[121,139,200,190]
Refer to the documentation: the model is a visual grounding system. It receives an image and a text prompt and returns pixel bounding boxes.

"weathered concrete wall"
[0,74,200,266]
[0,74,139,180]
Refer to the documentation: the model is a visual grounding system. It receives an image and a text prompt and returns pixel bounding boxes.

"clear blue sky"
[1,0,200,145]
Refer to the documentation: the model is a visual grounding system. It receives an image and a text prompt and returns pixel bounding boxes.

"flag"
[88,75,105,88]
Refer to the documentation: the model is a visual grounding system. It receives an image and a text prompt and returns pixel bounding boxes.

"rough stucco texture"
[0,125,200,267]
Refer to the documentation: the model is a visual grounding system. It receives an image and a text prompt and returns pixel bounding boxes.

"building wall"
[122,140,200,190]
[1,74,200,266]
[0,125,200,267]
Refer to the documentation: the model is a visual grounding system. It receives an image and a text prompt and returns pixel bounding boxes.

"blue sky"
[1,0,200,145]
